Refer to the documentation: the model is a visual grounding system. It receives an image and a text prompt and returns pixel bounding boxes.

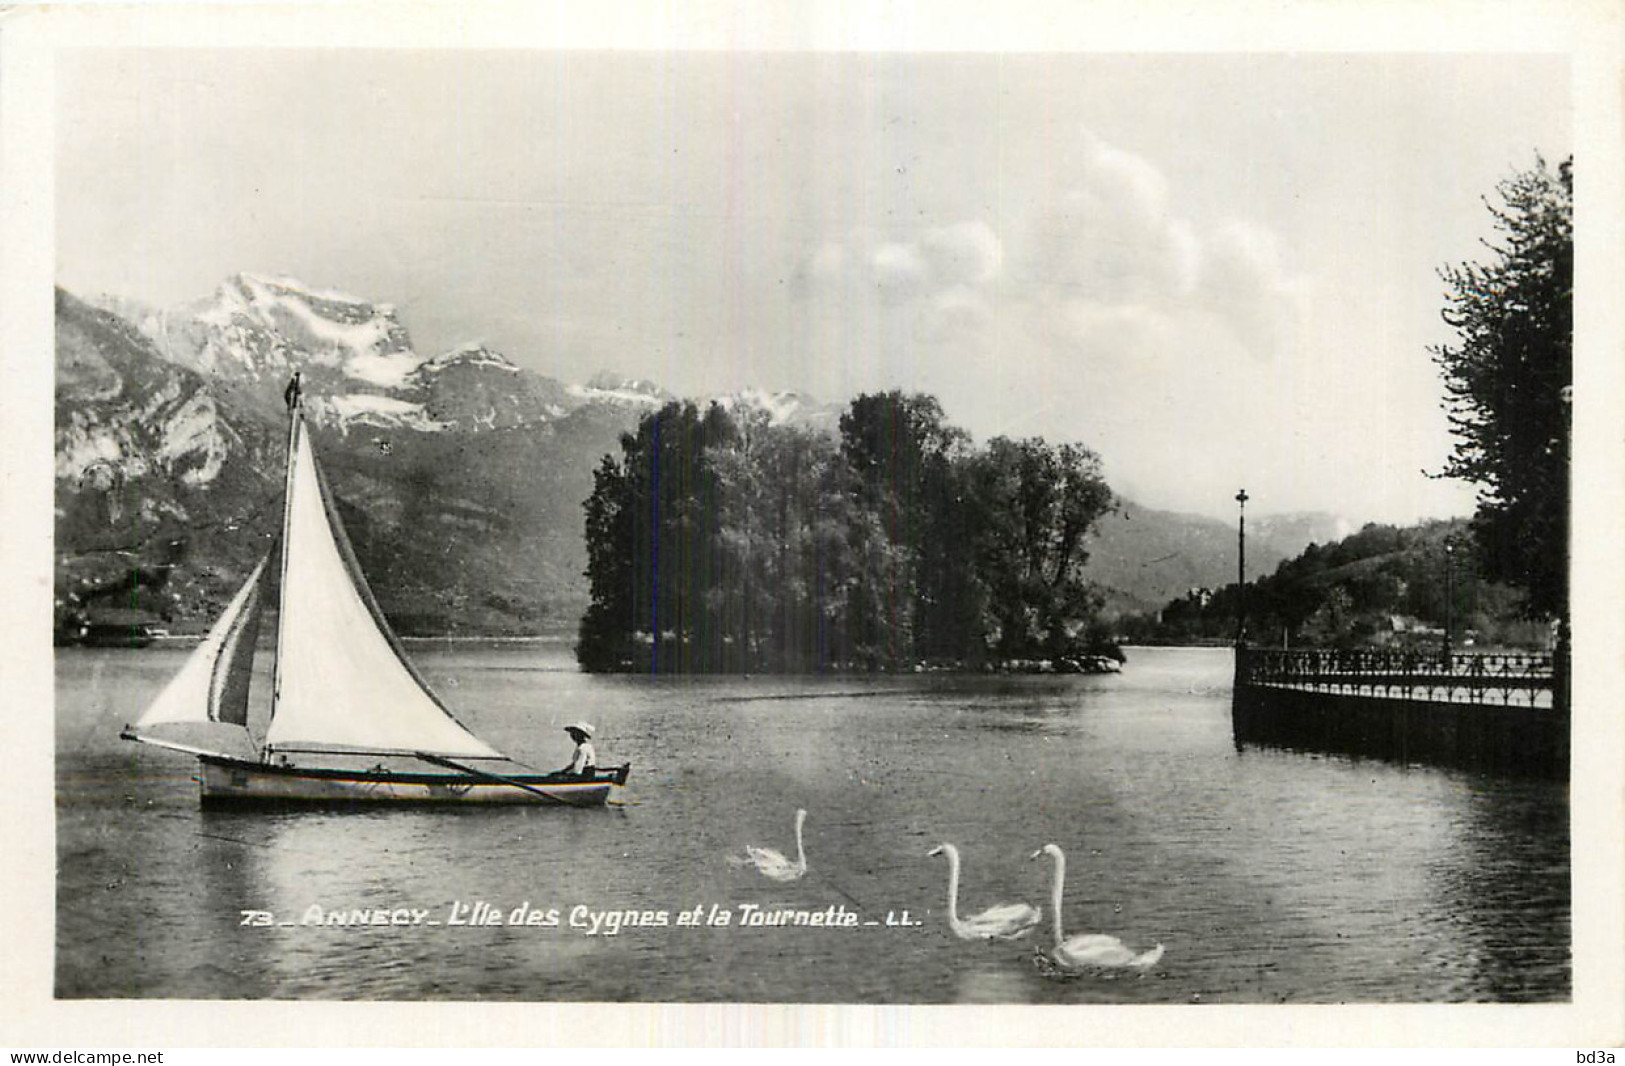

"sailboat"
[121,380,630,807]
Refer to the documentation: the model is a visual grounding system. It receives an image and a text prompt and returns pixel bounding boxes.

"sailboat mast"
[267,372,304,759]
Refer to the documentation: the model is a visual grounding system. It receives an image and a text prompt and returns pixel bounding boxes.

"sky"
[55,47,1571,525]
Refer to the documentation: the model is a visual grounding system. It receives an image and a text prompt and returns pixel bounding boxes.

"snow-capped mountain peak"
[712,387,840,428]
[567,370,673,408]
[193,272,425,389]
[417,343,521,375]
[97,276,845,440]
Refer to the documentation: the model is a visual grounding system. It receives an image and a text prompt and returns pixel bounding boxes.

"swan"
[732,808,808,881]
[1029,843,1164,972]
[928,843,1041,940]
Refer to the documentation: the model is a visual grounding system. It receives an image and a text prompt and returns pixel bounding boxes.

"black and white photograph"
[3,0,1622,1049]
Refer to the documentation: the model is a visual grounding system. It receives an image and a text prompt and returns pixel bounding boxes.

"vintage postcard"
[2,0,1621,1049]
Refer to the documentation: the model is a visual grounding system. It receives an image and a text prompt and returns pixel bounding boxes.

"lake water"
[55,644,1569,1003]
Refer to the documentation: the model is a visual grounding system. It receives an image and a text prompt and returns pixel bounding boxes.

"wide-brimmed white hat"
[564,721,595,738]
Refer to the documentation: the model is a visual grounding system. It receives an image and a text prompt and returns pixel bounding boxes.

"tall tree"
[838,392,966,668]
[756,423,851,670]
[1432,156,1572,623]
[576,453,637,671]
[577,401,736,672]
[969,437,1115,660]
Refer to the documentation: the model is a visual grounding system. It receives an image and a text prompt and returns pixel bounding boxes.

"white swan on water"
[928,843,1041,941]
[732,808,808,881]
[1030,844,1164,972]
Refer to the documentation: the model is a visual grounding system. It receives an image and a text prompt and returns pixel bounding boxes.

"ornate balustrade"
[1236,646,1555,709]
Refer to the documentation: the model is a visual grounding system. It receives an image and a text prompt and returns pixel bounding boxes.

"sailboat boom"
[265,744,517,761]
[120,729,247,761]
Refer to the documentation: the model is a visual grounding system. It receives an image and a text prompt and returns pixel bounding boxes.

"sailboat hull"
[198,756,629,808]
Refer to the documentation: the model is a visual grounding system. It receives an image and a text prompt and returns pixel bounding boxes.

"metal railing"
[1236,646,1555,709]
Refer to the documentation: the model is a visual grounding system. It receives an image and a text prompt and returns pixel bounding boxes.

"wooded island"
[577,391,1121,673]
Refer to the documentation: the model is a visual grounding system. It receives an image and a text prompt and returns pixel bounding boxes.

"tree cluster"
[1432,155,1572,623]
[576,391,1118,673]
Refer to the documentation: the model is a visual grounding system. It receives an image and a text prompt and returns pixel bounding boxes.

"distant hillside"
[1083,501,1346,612]
[1124,518,1548,649]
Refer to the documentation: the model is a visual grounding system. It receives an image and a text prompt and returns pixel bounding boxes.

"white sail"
[133,555,269,735]
[264,417,505,760]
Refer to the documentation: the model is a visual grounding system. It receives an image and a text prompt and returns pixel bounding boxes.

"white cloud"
[799,221,1003,307]
[1025,132,1199,306]
[793,223,1005,362]
[1085,134,1172,219]
[870,242,929,303]
[1024,129,1300,366]
[785,131,1333,517]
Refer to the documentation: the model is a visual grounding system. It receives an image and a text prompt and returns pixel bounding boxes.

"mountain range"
[54,274,1346,636]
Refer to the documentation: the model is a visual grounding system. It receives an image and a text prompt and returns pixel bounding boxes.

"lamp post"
[1235,489,1249,646]
[1443,539,1455,663]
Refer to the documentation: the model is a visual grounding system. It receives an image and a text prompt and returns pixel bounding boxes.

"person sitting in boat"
[560,722,596,776]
